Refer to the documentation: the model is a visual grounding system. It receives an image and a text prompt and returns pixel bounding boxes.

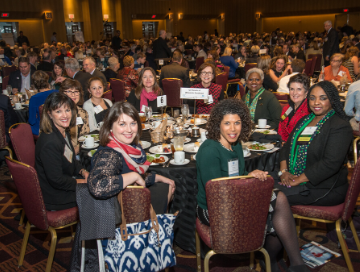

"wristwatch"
[278,169,288,177]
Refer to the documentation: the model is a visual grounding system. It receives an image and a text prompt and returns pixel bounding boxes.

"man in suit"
[282,44,290,57]
[28,51,38,73]
[159,50,190,88]
[323,20,339,66]
[112,30,122,51]
[37,48,54,72]
[8,57,34,95]
[82,56,107,86]
[289,44,306,62]
[153,30,171,59]
[64,58,92,101]
[17,31,30,46]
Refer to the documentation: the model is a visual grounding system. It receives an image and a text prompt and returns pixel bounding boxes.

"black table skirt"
[79,127,280,253]
[14,108,29,123]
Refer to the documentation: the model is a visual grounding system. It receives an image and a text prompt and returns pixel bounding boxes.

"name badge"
[101,58,105,61]
[228,158,239,177]
[337,71,345,77]
[208,94,213,104]
[64,144,73,163]
[298,126,317,143]
[94,105,104,114]
[281,107,293,120]
[76,117,84,125]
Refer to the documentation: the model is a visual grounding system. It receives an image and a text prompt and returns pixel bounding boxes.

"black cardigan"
[35,123,82,210]
[127,90,160,112]
[280,114,352,190]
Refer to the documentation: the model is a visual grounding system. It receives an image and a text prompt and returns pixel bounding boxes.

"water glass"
[6,85,12,94]
[173,109,180,118]
[181,104,189,118]
[173,136,184,151]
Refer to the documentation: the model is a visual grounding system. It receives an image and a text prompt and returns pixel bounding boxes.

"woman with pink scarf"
[127,67,163,113]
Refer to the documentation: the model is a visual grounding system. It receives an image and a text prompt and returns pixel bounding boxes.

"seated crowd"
[1,21,360,271]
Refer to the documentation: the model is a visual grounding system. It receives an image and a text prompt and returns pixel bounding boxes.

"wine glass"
[145,106,152,125]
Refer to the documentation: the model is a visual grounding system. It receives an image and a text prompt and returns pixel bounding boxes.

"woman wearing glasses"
[60,79,90,154]
[242,68,282,129]
[323,53,353,83]
[191,63,223,114]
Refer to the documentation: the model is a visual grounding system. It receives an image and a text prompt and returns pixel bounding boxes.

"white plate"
[142,124,152,130]
[82,143,99,149]
[149,145,172,155]
[88,149,98,157]
[14,106,25,110]
[170,137,191,144]
[243,152,251,158]
[170,159,190,166]
[140,141,151,149]
[185,119,207,126]
[254,129,277,135]
[245,143,275,152]
[80,134,100,142]
[148,155,169,165]
[255,125,271,129]
[183,143,200,153]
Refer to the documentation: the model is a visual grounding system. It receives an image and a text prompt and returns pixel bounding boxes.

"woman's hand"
[122,172,146,187]
[249,170,268,181]
[279,171,296,187]
[55,76,66,83]
[155,174,176,194]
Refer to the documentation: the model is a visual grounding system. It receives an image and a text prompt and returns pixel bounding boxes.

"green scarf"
[245,87,265,121]
[289,110,335,184]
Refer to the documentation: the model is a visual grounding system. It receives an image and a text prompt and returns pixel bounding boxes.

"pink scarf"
[140,88,158,112]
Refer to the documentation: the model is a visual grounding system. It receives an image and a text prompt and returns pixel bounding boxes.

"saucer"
[255,125,270,129]
[82,143,99,149]
[170,159,190,165]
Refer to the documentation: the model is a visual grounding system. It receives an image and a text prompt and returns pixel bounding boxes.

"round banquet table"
[14,107,29,123]
[79,126,280,254]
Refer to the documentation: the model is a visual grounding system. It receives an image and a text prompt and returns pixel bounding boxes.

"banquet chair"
[195,57,204,72]
[144,60,149,67]
[162,78,183,116]
[274,92,290,101]
[223,66,230,75]
[0,110,13,159]
[353,136,360,165]
[308,54,322,72]
[102,89,113,101]
[215,72,228,98]
[2,76,9,89]
[309,56,317,77]
[196,175,274,272]
[2,65,17,77]
[279,100,289,108]
[6,157,78,272]
[291,159,360,272]
[245,63,257,73]
[109,78,126,102]
[304,59,313,76]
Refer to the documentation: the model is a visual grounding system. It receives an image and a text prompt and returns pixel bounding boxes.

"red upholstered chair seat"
[291,204,344,221]
[46,207,79,228]
[196,218,211,248]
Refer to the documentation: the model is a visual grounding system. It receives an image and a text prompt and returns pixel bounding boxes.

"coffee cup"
[84,137,95,148]
[200,131,207,142]
[174,151,185,164]
[258,119,267,128]
[152,121,161,129]
[15,103,22,110]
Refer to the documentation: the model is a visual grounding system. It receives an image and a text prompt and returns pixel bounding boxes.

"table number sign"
[157,95,167,107]
[159,59,164,65]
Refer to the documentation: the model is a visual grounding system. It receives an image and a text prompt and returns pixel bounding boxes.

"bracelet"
[80,169,87,176]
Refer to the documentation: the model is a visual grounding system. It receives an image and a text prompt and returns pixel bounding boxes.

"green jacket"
[242,89,282,130]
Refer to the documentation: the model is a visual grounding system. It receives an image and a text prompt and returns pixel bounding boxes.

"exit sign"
[1,13,9,18]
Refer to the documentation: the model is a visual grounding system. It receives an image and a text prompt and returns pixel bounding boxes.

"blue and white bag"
[103,192,177,272]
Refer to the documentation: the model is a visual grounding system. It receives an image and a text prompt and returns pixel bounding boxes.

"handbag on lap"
[102,191,178,272]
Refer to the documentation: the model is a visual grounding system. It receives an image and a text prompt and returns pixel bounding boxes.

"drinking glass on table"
[145,106,152,125]
[181,104,189,118]
[173,135,184,151]
[6,85,12,95]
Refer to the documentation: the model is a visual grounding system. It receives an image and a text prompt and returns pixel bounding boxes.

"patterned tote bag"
[103,191,178,272]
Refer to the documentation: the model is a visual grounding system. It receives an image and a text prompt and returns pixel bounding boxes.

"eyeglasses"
[330,59,341,63]
[64,90,80,96]
[201,72,213,76]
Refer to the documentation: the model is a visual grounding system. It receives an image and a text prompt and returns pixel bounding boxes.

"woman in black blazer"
[35,93,88,211]
[277,81,352,206]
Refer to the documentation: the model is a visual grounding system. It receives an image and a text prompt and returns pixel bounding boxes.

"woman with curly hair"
[127,67,163,112]
[342,46,359,82]
[278,81,352,206]
[269,55,291,83]
[116,55,139,97]
[196,98,310,272]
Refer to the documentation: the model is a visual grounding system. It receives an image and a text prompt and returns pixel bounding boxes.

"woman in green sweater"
[196,99,310,272]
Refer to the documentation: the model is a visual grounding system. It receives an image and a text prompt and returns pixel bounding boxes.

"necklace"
[219,141,232,151]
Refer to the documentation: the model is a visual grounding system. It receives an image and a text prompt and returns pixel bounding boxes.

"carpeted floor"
[0,165,359,272]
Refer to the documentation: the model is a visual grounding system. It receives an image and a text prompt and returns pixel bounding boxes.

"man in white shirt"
[277,59,306,94]
[8,57,33,94]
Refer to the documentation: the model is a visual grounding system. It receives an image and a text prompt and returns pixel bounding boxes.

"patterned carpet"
[0,165,359,272]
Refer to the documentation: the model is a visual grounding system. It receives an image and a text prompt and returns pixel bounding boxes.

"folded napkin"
[250,132,282,145]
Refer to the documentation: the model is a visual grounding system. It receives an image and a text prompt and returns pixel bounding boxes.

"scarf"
[107,132,150,174]
[140,88,158,113]
[289,110,335,183]
[244,87,265,121]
